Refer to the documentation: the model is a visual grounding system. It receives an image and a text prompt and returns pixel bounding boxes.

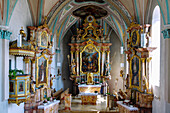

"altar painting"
[36,55,48,87]
[80,42,100,74]
[130,55,141,91]
[82,51,98,72]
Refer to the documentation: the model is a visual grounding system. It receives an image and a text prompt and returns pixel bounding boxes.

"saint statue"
[71,59,76,75]
[39,62,45,82]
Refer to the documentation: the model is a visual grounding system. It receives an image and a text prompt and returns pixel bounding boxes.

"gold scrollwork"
[81,16,99,40]
[129,54,142,92]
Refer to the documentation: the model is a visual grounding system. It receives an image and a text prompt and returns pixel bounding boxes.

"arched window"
[150,5,160,87]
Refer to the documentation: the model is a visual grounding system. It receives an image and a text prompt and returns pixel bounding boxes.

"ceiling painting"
[73,5,108,19]
[75,0,105,3]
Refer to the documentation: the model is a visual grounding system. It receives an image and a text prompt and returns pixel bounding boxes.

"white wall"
[9,0,33,41]
[109,30,122,94]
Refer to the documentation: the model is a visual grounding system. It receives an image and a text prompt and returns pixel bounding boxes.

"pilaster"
[162,29,170,39]
[0,26,12,102]
[162,28,170,103]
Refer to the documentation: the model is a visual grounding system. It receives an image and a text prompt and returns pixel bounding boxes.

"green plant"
[100,80,103,83]
[47,97,50,101]
[9,69,24,79]
[106,93,111,95]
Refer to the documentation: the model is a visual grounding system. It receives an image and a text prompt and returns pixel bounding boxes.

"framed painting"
[40,31,48,48]
[80,39,100,74]
[129,55,141,91]
[19,82,24,92]
[36,54,48,87]
[130,30,140,47]
[9,82,14,92]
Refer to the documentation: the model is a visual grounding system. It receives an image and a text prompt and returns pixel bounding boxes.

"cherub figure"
[97,29,104,41]
[76,28,83,41]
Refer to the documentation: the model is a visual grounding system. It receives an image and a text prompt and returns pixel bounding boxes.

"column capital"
[49,60,53,64]
[23,58,30,63]
[141,58,146,63]
[31,59,36,63]
[162,29,170,39]
[0,29,12,40]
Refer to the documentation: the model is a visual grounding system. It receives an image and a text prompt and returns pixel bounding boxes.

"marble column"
[31,59,36,81]
[106,50,110,75]
[0,26,12,102]
[141,58,146,92]
[76,47,79,76]
[48,56,53,88]
[23,58,30,74]
[101,50,105,76]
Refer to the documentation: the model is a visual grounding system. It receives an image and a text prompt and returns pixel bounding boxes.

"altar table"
[37,100,60,113]
[78,85,101,93]
[80,93,98,105]
[117,101,139,113]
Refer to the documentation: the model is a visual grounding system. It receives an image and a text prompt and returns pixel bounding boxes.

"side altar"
[68,15,111,95]
[123,20,156,112]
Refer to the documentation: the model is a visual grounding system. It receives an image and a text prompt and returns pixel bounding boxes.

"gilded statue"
[77,28,83,41]
[50,74,56,88]
[71,59,76,75]
[87,72,93,84]
[97,28,104,41]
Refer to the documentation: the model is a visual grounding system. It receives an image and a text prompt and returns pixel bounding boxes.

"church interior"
[0,0,170,113]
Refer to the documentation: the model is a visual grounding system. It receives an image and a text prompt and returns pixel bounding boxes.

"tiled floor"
[59,95,119,113]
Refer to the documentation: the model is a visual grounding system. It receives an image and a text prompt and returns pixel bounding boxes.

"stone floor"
[59,95,119,113]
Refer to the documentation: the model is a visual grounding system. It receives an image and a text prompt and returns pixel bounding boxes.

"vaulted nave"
[0,0,170,113]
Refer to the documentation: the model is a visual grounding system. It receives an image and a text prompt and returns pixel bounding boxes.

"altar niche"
[68,15,112,90]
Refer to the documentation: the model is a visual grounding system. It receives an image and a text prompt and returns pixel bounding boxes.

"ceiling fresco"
[73,5,108,19]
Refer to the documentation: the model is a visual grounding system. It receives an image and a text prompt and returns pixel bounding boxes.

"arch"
[150,5,161,87]
[49,3,128,47]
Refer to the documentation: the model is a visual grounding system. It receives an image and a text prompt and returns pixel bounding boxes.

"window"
[150,5,160,87]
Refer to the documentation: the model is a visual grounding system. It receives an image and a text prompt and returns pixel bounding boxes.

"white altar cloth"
[78,85,101,87]
[117,101,139,111]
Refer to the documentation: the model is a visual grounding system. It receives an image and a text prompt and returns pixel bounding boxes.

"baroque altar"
[124,21,155,112]
[8,17,60,113]
[68,15,111,94]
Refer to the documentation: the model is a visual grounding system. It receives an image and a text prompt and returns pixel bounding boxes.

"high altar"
[68,15,111,94]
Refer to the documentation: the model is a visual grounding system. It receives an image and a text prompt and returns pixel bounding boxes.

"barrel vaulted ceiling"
[0,0,170,46]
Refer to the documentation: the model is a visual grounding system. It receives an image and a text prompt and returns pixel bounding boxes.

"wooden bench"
[53,88,63,100]
[60,88,69,100]
[53,88,69,101]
